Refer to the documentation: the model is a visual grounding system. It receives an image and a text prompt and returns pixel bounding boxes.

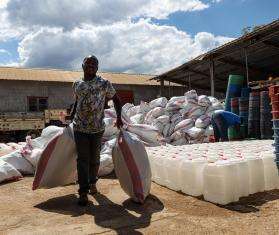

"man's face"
[83,58,98,76]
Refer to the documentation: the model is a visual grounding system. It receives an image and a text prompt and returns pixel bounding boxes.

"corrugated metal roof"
[154,19,279,93]
[0,67,161,86]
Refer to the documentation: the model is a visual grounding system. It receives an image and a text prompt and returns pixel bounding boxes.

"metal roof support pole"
[210,59,215,96]
[160,79,164,97]
[244,48,249,85]
[169,81,171,98]
[188,74,191,90]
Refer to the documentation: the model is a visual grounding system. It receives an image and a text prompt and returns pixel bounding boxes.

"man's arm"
[69,99,77,121]
[112,94,123,128]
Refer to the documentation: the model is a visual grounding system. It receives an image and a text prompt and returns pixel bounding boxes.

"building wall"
[0,80,224,112]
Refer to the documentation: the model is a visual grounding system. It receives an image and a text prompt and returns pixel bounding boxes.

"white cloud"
[0,0,233,74]
[5,0,208,29]
[18,20,233,74]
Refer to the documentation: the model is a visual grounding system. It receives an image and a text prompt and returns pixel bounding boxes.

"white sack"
[170,130,185,142]
[0,144,14,157]
[1,150,34,175]
[185,90,198,100]
[130,114,144,124]
[187,106,206,119]
[30,126,63,149]
[6,143,22,150]
[204,125,214,137]
[144,107,165,124]
[186,127,205,139]
[105,108,117,119]
[99,154,114,176]
[166,97,185,111]
[155,115,170,124]
[198,95,211,107]
[195,115,211,128]
[163,123,171,138]
[171,138,188,146]
[104,118,119,137]
[0,160,22,183]
[23,148,43,168]
[122,103,135,117]
[33,126,77,190]
[112,130,151,203]
[174,119,194,132]
[127,124,163,146]
[149,97,168,109]
[139,101,151,114]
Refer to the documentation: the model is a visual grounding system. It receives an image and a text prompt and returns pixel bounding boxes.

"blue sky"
[158,0,279,37]
[0,0,278,74]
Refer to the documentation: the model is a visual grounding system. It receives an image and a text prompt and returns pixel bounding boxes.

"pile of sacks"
[0,125,115,184]
[105,90,223,146]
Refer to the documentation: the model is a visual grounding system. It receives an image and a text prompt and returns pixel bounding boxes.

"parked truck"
[0,109,68,141]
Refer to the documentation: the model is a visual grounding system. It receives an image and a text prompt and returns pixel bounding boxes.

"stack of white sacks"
[146,140,279,205]
[104,90,223,146]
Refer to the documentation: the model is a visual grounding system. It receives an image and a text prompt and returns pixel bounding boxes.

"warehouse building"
[0,67,186,112]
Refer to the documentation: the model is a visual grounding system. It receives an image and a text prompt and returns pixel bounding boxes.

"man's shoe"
[78,193,88,207]
[89,184,98,195]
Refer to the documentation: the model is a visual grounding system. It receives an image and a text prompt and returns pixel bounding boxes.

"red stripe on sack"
[32,135,60,190]
[118,132,145,203]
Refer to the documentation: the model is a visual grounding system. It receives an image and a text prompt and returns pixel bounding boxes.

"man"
[211,110,242,142]
[70,55,123,206]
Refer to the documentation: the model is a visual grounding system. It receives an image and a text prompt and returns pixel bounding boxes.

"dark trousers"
[74,130,104,195]
[211,113,229,142]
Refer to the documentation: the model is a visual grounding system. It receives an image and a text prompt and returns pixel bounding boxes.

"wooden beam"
[263,40,279,50]
[217,57,265,74]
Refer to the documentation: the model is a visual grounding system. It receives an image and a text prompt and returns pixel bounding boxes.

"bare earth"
[0,176,278,234]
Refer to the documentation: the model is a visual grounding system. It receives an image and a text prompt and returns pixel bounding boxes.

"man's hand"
[116,117,123,129]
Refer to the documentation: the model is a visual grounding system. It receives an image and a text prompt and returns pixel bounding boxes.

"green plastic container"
[225,75,244,111]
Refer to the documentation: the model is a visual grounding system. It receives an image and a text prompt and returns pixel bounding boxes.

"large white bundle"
[112,130,151,203]
[170,130,185,142]
[139,101,151,114]
[186,127,205,139]
[170,113,183,125]
[0,144,14,157]
[30,126,63,149]
[130,114,144,124]
[122,103,135,117]
[204,125,214,137]
[99,154,114,176]
[105,108,117,119]
[103,118,119,137]
[166,97,185,111]
[0,159,22,183]
[174,119,194,132]
[171,138,188,146]
[33,126,76,190]
[1,150,34,175]
[185,90,198,100]
[186,106,206,120]
[163,123,171,138]
[149,97,168,109]
[155,115,170,124]
[127,124,162,146]
[195,115,211,129]
[23,148,43,169]
[198,95,211,107]
[6,143,22,150]
[144,107,165,124]
[152,122,165,134]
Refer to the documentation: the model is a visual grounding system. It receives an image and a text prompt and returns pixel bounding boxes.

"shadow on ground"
[35,193,164,234]
[221,189,279,213]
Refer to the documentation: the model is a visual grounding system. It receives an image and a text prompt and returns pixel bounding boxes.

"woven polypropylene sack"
[112,130,151,203]
[32,126,77,190]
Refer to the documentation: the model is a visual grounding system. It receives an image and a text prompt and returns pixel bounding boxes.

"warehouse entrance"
[117,90,134,105]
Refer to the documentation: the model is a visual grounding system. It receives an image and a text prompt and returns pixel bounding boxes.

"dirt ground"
[0,176,278,235]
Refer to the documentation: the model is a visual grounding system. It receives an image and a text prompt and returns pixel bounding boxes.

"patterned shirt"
[73,76,116,133]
